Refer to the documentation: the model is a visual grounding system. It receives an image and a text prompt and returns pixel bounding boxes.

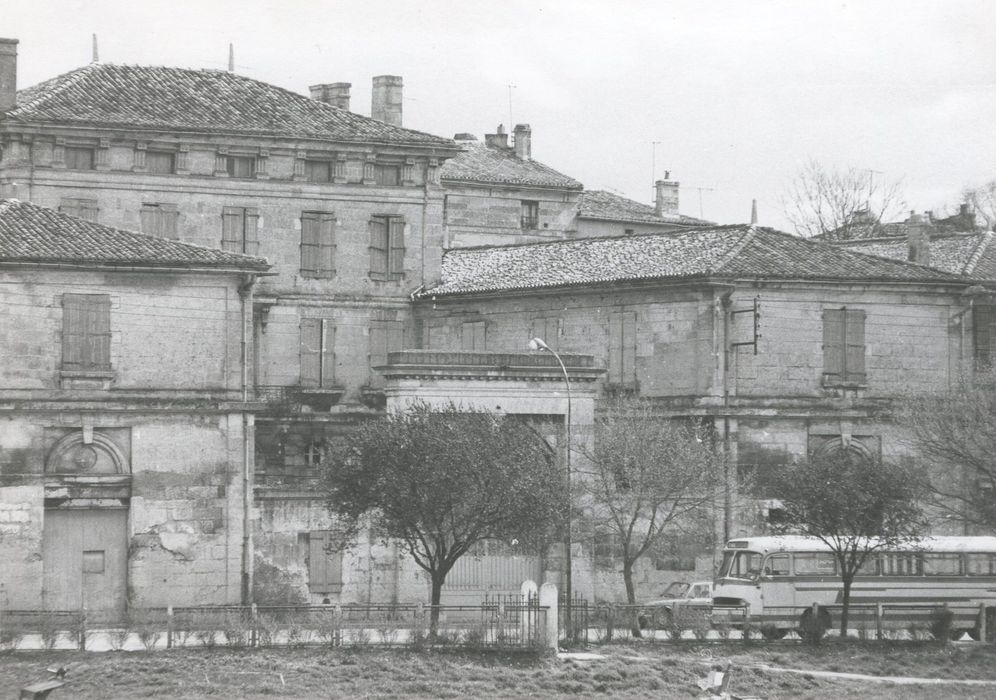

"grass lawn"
[2,641,996,699]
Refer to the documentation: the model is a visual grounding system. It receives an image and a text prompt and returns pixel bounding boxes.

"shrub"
[798,609,828,645]
[130,609,163,651]
[223,612,250,648]
[685,609,711,641]
[928,607,955,642]
[462,625,486,648]
[38,615,61,650]
[714,620,732,641]
[195,628,218,649]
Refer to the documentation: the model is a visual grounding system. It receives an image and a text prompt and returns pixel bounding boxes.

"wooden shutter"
[462,321,485,351]
[62,294,86,370]
[308,531,343,594]
[140,206,159,236]
[369,217,388,279]
[974,305,996,367]
[80,200,99,222]
[844,309,866,382]
[319,213,336,277]
[244,208,260,255]
[221,207,244,252]
[300,318,321,387]
[320,320,335,387]
[388,218,405,279]
[63,294,110,371]
[531,318,560,351]
[822,308,845,383]
[609,311,636,386]
[300,213,320,276]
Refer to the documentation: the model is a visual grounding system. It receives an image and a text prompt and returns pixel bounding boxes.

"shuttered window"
[461,321,486,351]
[974,305,996,368]
[300,318,335,388]
[140,203,178,239]
[369,216,405,280]
[59,198,99,222]
[308,531,343,594]
[822,308,866,384]
[62,294,111,372]
[300,212,336,278]
[608,311,637,387]
[530,317,560,352]
[221,207,259,254]
[369,320,403,388]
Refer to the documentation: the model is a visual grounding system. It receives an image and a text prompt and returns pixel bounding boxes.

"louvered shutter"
[320,320,335,387]
[300,213,320,276]
[621,311,636,386]
[608,312,623,384]
[88,295,112,369]
[163,205,179,240]
[62,294,110,371]
[300,318,321,387]
[462,321,485,351]
[822,308,845,383]
[319,213,336,277]
[369,218,388,279]
[308,531,343,594]
[221,207,243,252]
[844,309,866,382]
[388,218,405,279]
[244,208,260,255]
[62,294,86,370]
[974,305,995,367]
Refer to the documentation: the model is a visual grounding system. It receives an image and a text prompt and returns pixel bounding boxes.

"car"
[638,580,713,629]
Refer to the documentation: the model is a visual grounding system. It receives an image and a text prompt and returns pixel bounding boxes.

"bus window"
[923,553,962,576]
[794,553,836,576]
[720,550,763,579]
[880,553,922,576]
[966,553,996,576]
[764,553,791,576]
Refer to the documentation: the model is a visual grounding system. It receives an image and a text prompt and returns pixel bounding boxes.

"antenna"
[651,141,661,201]
[865,168,883,209]
[693,186,715,219]
[91,34,99,63]
[507,84,517,130]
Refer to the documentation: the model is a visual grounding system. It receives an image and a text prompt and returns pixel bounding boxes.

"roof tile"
[577,190,712,226]
[440,141,582,189]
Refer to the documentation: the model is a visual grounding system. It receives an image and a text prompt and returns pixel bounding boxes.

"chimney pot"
[371,75,403,127]
[513,123,531,160]
[960,203,970,216]
[310,82,352,111]
[0,37,18,113]
[655,178,680,217]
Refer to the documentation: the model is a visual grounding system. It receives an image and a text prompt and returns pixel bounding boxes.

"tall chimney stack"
[0,38,18,113]
[655,175,680,217]
[906,220,931,266]
[513,124,531,160]
[310,82,352,111]
[750,199,758,225]
[371,75,403,126]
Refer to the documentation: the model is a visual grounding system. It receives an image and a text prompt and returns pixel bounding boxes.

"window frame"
[822,306,867,386]
[304,159,334,183]
[221,207,260,255]
[300,211,336,278]
[300,317,336,388]
[226,155,256,179]
[521,200,539,229]
[368,215,405,281]
[61,293,112,374]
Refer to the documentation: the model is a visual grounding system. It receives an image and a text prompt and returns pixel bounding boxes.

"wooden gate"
[441,540,541,605]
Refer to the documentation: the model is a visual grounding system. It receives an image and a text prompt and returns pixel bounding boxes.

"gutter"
[0,260,274,275]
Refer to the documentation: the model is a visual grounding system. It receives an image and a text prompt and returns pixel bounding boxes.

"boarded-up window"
[146,151,175,174]
[822,308,866,384]
[221,207,259,254]
[974,305,996,368]
[300,318,335,387]
[59,198,99,222]
[140,203,178,239]
[369,320,403,388]
[369,216,405,280]
[65,146,95,170]
[62,294,111,372]
[308,531,343,594]
[461,321,486,351]
[608,311,637,387]
[300,212,336,278]
[530,317,560,352]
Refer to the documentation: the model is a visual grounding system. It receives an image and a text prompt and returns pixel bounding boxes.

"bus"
[712,535,996,639]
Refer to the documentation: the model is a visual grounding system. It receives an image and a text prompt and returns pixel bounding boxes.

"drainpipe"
[239,274,257,604]
[717,287,736,544]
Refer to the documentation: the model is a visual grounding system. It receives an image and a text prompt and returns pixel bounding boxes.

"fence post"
[980,603,988,643]
[250,603,258,648]
[521,580,538,644]
[875,603,883,641]
[78,610,86,651]
[167,606,173,649]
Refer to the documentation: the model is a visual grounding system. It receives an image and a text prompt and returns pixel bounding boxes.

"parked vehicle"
[638,580,713,629]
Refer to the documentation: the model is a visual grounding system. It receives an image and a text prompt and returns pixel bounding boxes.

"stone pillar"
[539,582,559,652]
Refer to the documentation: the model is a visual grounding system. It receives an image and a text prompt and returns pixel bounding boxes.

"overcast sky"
[5,0,995,230]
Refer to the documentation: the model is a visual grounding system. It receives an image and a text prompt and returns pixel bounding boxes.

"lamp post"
[529,336,572,636]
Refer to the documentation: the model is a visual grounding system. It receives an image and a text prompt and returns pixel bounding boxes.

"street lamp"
[529,336,573,636]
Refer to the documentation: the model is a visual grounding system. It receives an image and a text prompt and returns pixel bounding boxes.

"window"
[973,305,995,368]
[145,150,175,174]
[923,553,962,576]
[765,554,791,576]
[62,294,111,373]
[308,531,343,594]
[531,318,560,351]
[304,159,333,183]
[369,320,403,388]
[65,146,95,170]
[374,163,401,186]
[300,212,336,278]
[879,552,922,576]
[140,203,178,239]
[300,318,335,388]
[966,553,996,576]
[794,553,837,576]
[221,207,259,254]
[822,307,866,385]
[521,200,539,229]
[59,198,99,222]
[369,216,405,280]
[461,321,486,351]
[226,155,256,178]
[608,310,637,387]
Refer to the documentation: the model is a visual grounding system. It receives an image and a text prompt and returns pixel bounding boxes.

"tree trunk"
[623,560,641,638]
[429,571,445,638]
[840,576,852,637]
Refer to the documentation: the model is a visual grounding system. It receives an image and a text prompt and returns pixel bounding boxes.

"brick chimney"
[906,219,931,266]
[485,124,509,149]
[513,124,531,160]
[310,82,351,111]
[655,174,680,217]
[371,75,403,126]
[0,38,17,113]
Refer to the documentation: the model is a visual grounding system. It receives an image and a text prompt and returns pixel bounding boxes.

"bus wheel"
[760,625,787,640]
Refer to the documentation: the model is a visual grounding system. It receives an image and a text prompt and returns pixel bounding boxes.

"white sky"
[5,0,995,230]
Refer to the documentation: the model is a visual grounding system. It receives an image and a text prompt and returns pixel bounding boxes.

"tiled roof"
[440,142,582,189]
[0,199,270,271]
[836,233,996,280]
[6,64,455,148]
[424,225,966,296]
[578,189,712,226]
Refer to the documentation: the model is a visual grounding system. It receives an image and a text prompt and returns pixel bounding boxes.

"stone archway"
[45,430,128,475]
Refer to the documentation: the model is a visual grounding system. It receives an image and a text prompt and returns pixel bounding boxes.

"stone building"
[0,199,268,619]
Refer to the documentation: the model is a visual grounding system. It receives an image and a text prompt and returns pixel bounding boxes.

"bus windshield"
[719,550,763,579]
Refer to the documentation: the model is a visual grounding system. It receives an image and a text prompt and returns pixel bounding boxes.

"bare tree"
[896,369,996,532]
[762,450,927,636]
[962,180,996,231]
[783,159,905,239]
[575,398,723,634]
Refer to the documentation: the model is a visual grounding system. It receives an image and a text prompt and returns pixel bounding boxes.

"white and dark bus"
[712,535,996,639]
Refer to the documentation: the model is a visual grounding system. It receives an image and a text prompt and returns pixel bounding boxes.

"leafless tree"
[783,159,905,239]
[962,180,996,231]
